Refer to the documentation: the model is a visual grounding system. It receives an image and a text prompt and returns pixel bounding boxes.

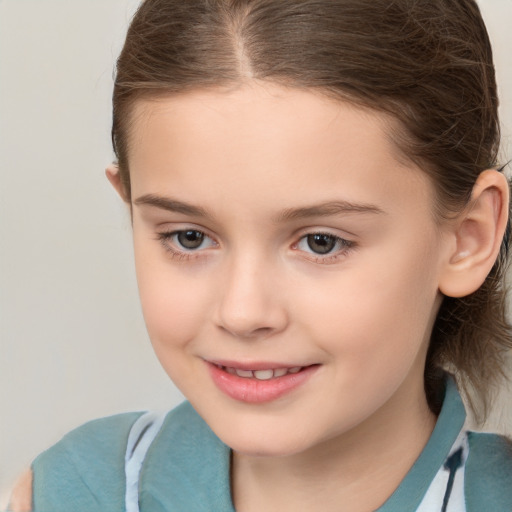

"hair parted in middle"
[112,0,512,420]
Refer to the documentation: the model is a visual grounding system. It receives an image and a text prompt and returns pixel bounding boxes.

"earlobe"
[105,163,130,203]
[439,169,509,298]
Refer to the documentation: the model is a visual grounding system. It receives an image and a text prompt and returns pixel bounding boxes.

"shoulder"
[31,411,146,512]
[34,410,145,469]
[466,431,512,474]
[25,403,222,511]
[465,432,512,511]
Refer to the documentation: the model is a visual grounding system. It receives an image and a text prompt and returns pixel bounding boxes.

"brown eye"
[177,230,205,249]
[306,234,337,254]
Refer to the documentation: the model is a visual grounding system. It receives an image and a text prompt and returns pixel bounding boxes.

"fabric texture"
[30,380,512,512]
[32,412,143,512]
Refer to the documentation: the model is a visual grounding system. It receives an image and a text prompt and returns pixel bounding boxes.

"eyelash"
[156,229,217,261]
[293,232,355,264]
[156,229,356,264]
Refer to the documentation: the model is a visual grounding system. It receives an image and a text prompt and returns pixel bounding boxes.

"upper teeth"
[220,366,303,380]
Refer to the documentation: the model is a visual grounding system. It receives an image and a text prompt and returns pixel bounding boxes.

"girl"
[9,0,512,510]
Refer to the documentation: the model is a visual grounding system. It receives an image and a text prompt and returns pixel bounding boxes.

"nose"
[215,254,288,339]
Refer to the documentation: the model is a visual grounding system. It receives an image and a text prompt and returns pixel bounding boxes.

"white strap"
[125,411,168,512]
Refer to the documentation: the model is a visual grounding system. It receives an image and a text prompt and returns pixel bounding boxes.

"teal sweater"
[31,380,512,511]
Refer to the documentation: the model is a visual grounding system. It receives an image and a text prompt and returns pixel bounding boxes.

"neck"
[231,380,436,512]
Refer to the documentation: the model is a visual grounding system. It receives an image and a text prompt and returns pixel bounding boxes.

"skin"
[8,470,32,512]
[125,83,447,511]
[10,82,508,511]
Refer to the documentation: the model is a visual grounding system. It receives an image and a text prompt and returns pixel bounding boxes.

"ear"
[439,169,509,298]
[105,163,130,203]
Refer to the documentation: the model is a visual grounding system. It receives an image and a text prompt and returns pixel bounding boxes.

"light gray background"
[1,0,511,505]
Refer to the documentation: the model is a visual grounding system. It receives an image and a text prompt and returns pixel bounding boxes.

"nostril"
[250,326,274,337]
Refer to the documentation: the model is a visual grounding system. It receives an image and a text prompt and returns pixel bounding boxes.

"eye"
[295,232,354,259]
[303,234,338,254]
[176,230,206,249]
[157,229,216,255]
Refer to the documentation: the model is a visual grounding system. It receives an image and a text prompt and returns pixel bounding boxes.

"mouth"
[206,361,319,403]
[214,364,303,380]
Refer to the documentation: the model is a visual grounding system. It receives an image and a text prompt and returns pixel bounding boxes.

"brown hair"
[112,0,512,420]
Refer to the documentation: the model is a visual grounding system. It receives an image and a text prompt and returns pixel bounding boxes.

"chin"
[219,427,315,458]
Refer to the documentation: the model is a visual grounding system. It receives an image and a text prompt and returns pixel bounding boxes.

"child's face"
[125,83,449,456]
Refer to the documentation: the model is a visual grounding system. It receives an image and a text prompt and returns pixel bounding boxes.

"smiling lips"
[219,364,302,380]
[207,362,318,403]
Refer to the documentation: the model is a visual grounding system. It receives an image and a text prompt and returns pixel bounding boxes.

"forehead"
[127,83,434,219]
[129,83,399,164]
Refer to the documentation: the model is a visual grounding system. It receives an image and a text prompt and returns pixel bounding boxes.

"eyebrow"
[134,194,213,219]
[275,201,385,222]
[134,194,385,222]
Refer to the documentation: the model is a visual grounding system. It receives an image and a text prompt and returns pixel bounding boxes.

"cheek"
[133,244,211,353]
[294,238,440,372]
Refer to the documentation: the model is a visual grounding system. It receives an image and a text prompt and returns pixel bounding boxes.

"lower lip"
[207,363,319,403]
